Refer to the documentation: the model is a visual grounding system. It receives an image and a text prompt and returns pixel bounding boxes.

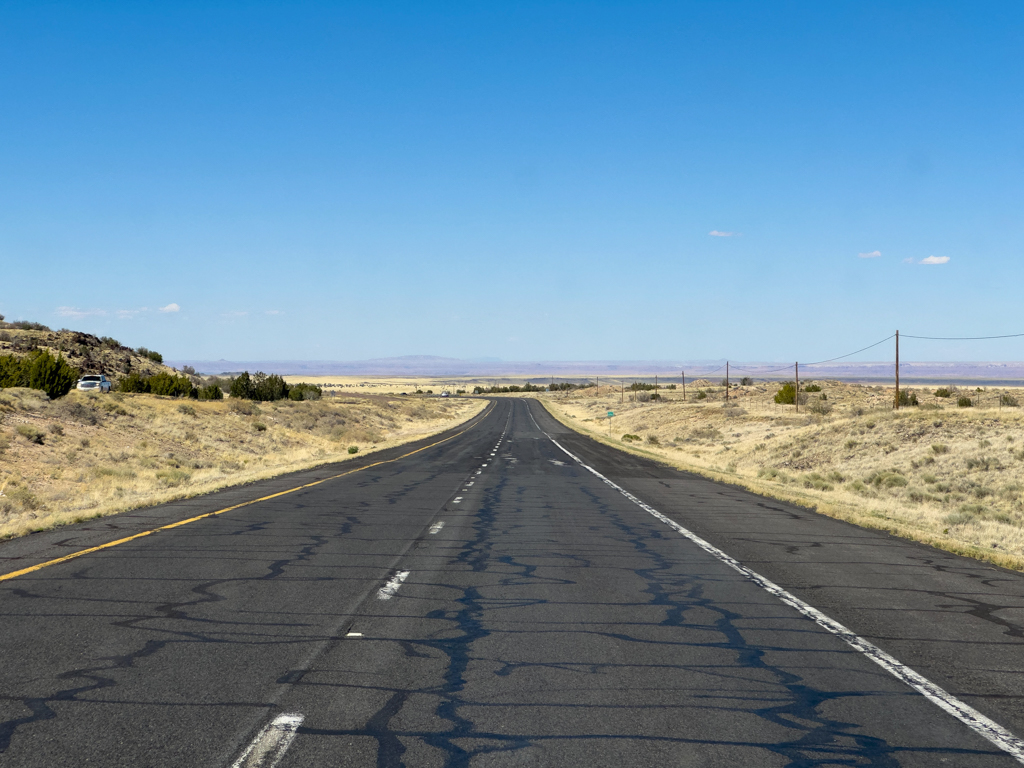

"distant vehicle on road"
[76,375,112,393]
[440,391,450,398]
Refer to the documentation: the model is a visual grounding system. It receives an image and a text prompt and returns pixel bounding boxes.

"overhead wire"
[902,332,1024,340]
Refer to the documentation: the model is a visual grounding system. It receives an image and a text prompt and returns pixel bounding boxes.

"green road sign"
[607,411,614,417]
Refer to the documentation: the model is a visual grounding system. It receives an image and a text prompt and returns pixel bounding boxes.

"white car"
[76,375,112,393]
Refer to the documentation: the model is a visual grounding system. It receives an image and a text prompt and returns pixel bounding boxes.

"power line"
[802,334,896,366]
[902,332,1024,340]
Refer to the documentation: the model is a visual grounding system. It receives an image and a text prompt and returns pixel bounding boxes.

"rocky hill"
[0,320,179,385]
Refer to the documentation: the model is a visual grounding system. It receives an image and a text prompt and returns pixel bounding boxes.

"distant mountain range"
[165,355,1024,384]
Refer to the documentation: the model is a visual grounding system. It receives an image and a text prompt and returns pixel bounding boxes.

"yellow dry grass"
[539,381,1024,570]
[0,388,484,540]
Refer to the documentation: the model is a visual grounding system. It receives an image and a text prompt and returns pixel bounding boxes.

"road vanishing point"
[3,398,1024,766]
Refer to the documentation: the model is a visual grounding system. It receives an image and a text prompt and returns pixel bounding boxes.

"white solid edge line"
[377,570,410,600]
[230,713,304,768]
[546,435,1024,763]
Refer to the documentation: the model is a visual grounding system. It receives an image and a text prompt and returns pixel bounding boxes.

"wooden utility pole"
[621,381,624,404]
[655,374,658,399]
[795,362,799,413]
[682,370,686,401]
[894,330,900,410]
[596,376,599,396]
[725,362,729,402]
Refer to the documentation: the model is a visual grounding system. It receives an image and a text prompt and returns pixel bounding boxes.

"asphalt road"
[2,397,1024,766]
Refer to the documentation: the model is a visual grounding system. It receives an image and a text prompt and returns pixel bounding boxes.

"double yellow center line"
[0,405,491,583]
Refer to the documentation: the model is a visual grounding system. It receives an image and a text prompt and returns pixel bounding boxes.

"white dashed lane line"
[429,521,445,534]
[230,713,304,768]
[453,497,463,504]
[377,571,410,601]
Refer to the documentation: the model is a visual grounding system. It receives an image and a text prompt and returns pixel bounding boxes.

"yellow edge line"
[0,402,493,583]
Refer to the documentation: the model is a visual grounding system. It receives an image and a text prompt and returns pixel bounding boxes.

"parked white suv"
[76,375,112,393]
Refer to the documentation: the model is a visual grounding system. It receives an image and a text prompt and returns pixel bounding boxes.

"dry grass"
[539,381,1024,570]
[0,388,484,540]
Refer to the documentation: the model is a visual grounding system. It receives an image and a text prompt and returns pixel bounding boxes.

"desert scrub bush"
[808,398,832,415]
[1000,394,1020,407]
[253,422,267,432]
[691,426,723,442]
[198,384,224,400]
[932,443,949,454]
[803,472,834,491]
[48,423,64,436]
[229,399,259,416]
[866,470,908,489]
[696,389,707,400]
[135,347,163,363]
[845,439,858,449]
[934,388,952,398]
[177,404,197,417]
[621,434,641,443]
[896,389,919,407]
[16,424,45,444]
[156,468,191,487]
[966,456,1001,472]
[740,377,753,386]
[289,382,323,401]
[646,435,660,446]
[774,383,796,404]
[348,446,359,454]
[957,396,973,408]
[804,383,822,392]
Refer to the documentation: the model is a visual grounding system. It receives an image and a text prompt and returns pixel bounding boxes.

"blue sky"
[2,1,1022,363]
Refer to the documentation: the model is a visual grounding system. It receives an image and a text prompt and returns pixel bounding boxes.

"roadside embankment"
[539,382,1024,570]
[0,388,485,540]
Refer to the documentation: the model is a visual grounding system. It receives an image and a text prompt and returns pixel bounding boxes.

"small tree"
[774,382,797,405]
[118,372,150,393]
[230,372,254,399]
[198,383,224,400]
[25,350,79,399]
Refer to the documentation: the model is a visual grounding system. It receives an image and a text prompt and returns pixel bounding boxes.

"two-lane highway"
[2,398,1024,766]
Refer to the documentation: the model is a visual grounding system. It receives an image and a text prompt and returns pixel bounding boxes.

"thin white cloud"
[902,257,915,264]
[264,309,284,315]
[709,230,737,237]
[56,307,107,319]
[920,255,950,265]
[116,308,147,319]
[158,303,181,313]
[858,250,881,259]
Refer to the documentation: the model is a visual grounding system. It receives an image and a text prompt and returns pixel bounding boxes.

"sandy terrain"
[0,388,484,540]
[538,380,1024,570]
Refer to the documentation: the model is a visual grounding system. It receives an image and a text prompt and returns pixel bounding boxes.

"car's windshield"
[81,376,101,382]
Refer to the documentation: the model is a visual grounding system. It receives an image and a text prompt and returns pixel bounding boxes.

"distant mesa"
[162,356,1024,383]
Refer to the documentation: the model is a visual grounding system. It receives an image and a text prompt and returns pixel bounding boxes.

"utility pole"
[725,362,729,402]
[596,376,599,396]
[655,374,658,399]
[894,330,900,410]
[682,370,686,401]
[620,381,624,404]
[795,362,799,413]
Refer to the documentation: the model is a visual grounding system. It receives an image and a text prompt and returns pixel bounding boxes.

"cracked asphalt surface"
[2,398,1024,766]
